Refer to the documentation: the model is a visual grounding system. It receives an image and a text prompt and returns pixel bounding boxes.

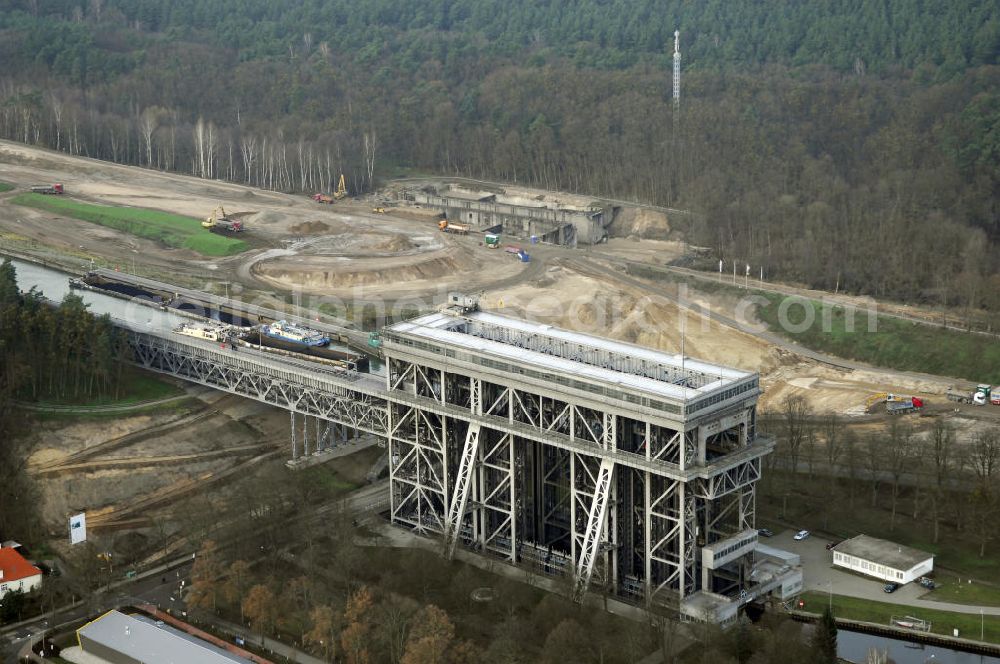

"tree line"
[0,2,997,309]
[0,259,130,544]
[768,396,1000,558]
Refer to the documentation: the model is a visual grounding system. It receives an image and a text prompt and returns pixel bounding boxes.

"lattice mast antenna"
[672,30,681,109]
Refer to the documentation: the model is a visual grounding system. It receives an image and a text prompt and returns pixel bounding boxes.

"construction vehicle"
[867,393,923,414]
[372,207,386,214]
[947,385,989,405]
[992,387,1000,406]
[202,206,243,232]
[31,184,63,195]
[368,331,382,348]
[313,175,349,204]
[886,396,923,415]
[484,233,501,248]
[439,220,470,235]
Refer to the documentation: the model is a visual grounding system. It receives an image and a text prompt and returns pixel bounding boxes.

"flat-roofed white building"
[76,610,252,664]
[832,534,934,584]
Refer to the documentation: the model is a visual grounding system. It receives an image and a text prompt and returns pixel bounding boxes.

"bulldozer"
[372,207,386,214]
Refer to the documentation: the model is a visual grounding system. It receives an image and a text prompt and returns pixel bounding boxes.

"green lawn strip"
[923,579,1000,608]
[298,464,359,497]
[755,292,1000,384]
[0,181,14,193]
[800,591,1000,643]
[10,193,246,257]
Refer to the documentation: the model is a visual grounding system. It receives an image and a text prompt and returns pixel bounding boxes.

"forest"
[0,259,128,544]
[0,1,998,307]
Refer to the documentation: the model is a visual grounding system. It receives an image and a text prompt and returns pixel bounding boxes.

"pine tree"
[812,606,838,664]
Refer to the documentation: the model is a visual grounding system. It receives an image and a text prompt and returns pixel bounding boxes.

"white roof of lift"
[389,310,752,402]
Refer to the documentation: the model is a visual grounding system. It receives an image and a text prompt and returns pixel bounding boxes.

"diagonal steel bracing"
[444,423,481,557]
[573,457,615,601]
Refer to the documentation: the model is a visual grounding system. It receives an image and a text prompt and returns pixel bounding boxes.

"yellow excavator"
[334,173,347,200]
[202,205,244,232]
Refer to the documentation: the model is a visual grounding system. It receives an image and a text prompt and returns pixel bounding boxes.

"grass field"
[755,293,1000,384]
[924,578,1000,608]
[0,181,14,193]
[800,592,1000,644]
[11,193,247,256]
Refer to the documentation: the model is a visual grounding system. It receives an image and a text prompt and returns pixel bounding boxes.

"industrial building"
[76,610,252,664]
[119,274,799,624]
[832,535,934,584]
[381,295,801,623]
[0,544,42,599]
[403,186,610,245]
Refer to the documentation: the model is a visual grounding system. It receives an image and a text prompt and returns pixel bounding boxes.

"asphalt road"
[1,559,194,662]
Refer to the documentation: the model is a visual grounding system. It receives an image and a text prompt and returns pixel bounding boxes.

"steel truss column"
[573,457,615,601]
[290,410,299,459]
[474,432,517,561]
[444,423,481,558]
[389,404,448,534]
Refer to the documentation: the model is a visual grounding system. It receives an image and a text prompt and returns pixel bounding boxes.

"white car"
[793,530,810,541]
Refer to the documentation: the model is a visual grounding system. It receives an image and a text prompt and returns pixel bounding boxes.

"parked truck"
[31,184,63,195]
[484,233,501,248]
[886,396,923,415]
[947,385,989,405]
[439,220,470,235]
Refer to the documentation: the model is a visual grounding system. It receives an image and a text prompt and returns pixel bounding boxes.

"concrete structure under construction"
[403,186,610,246]
[382,295,800,623]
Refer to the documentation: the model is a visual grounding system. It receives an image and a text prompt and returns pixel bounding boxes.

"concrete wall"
[409,191,607,245]
[832,551,934,584]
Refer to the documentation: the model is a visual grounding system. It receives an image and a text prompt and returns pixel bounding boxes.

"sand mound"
[611,208,671,240]
[289,220,331,234]
[370,234,417,252]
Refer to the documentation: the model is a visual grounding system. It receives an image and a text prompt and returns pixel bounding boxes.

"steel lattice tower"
[673,30,681,108]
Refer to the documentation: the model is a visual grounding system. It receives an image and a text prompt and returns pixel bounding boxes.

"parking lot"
[765,528,1000,616]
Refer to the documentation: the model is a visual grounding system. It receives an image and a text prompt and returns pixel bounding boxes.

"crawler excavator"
[202,205,244,233]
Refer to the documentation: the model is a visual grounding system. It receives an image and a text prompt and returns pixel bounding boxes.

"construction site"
[2,138,1000,627]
